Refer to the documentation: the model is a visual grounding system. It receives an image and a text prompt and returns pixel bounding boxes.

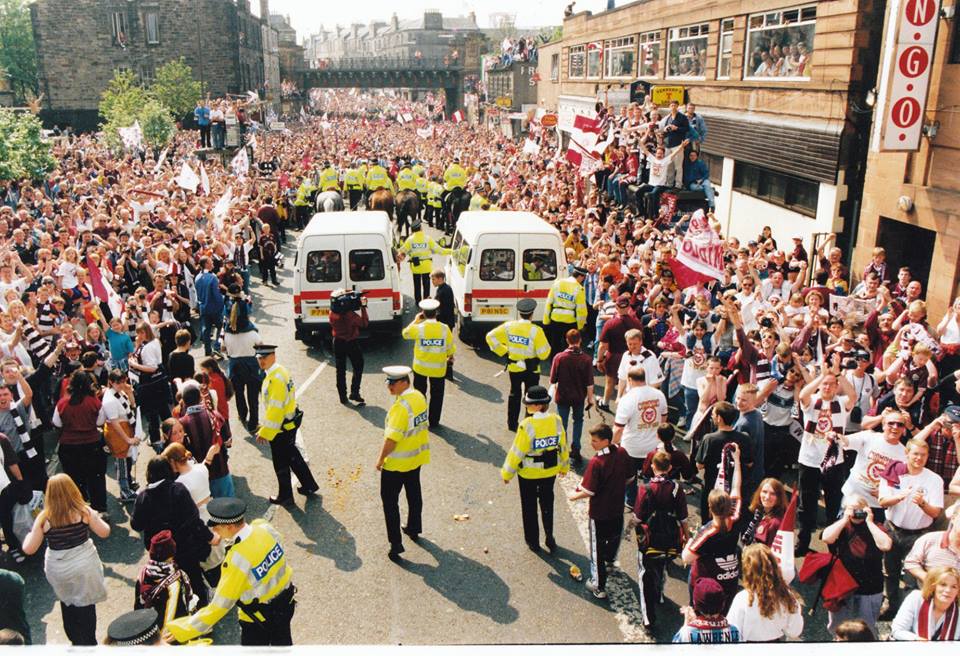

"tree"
[149,58,201,121]
[139,98,175,149]
[0,0,39,104]
[99,70,177,152]
[0,109,55,181]
[98,69,144,126]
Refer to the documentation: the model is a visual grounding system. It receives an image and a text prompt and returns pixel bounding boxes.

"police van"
[293,211,402,341]
[445,211,567,343]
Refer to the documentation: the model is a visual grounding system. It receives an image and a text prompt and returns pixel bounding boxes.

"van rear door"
[299,235,345,325]
[470,233,521,323]
[518,239,564,323]
[345,234,397,323]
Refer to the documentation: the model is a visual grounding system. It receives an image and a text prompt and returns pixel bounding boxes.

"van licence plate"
[478,306,509,316]
[310,308,330,317]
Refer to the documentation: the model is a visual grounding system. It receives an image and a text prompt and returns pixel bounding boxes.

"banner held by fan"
[665,209,724,289]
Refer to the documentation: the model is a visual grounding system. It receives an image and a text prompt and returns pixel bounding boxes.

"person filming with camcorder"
[329,289,368,407]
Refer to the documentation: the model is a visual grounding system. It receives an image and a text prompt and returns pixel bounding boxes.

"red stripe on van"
[472,288,550,299]
[296,288,398,302]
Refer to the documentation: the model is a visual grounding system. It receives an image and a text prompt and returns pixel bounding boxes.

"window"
[145,11,160,45]
[479,249,515,282]
[568,45,585,79]
[349,250,384,282]
[550,53,560,81]
[139,63,155,86]
[717,18,734,79]
[604,36,635,78]
[523,249,558,281]
[638,31,661,78]
[701,151,724,186]
[667,23,708,78]
[305,251,342,283]
[586,42,603,78]
[745,5,817,79]
[732,162,818,216]
[452,232,469,277]
[110,11,129,47]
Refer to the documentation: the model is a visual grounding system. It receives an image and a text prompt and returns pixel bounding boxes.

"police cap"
[207,497,247,526]
[107,609,160,646]
[517,298,537,314]
[523,385,551,405]
[383,365,412,381]
[419,299,440,312]
[411,219,423,231]
[254,343,278,357]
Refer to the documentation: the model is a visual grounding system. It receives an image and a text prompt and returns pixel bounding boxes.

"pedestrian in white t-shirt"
[840,421,907,511]
[614,366,668,510]
[616,330,664,400]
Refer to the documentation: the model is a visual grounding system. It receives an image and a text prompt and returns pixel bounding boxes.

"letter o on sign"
[899,46,929,77]
[905,0,937,26]
[891,97,922,128]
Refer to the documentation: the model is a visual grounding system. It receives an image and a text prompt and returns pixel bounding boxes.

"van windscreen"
[306,250,342,283]
[350,249,385,282]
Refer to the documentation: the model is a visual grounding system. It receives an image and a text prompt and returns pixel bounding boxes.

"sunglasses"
[886,421,906,428]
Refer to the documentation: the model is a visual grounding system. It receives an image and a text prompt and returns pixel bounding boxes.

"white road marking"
[557,472,652,643]
[296,362,327,400]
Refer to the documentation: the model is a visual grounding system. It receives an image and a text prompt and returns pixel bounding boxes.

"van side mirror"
[438,237,450,248]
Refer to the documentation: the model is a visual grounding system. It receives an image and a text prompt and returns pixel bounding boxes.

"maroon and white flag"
[666,210,724,288]
[771,489,799,583]
[450,109,465,123]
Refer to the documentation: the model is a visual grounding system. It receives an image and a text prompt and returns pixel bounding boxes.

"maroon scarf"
[918,597,959,641]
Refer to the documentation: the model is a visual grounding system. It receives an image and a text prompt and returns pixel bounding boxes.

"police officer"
[486,298,551,432]
[108,609,161,646]
[543,264,588,362]
[426,175,443,229]
[442,156,468,234]
[501,385,570,553]
[318,160,339,193]
[396,159,417,194]
[255,344,319,504]
[292,176,316,230]
[365,158,394,197]
[399,219,452,305]
[401,299,455,428]
[164,498,297,646]
[376,366,431,562]
[343,161,364,210]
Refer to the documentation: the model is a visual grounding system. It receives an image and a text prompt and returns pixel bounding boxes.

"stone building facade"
[269,14,305,82]
[32,0,270,130]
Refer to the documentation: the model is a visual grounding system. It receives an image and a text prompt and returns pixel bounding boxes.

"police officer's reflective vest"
[485,319,551,373]
[412,164,426,178]
[343,168,363,190]
[397,168,417,191]
[319,167,339,191]
[469,194,488,211]
[400,230,451,275]
[258,363,297,441]
[366,166,393,192]
[501,413,569,481]
[415,175,429,195]
[383,388,431,472]
[427,181,443,208]
[544,277,587,328]
[443,164,467,192]
[402,319,455,378]
[293,181,315,207]
[166,519,293,642]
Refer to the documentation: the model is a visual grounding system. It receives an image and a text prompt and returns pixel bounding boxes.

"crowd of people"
[0,84,956,645]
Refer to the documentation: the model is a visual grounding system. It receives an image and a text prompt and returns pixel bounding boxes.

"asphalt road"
[20,223,879,644]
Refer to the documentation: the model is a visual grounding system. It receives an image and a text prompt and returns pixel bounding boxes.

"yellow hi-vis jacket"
[319,167,340,191]
[415,175,429,195]
[293,181,315,207]
[343,168,363,190]
[544,277,587,329]
[443,164,467,191]
[366,165,394,192]
[383,388,431,472]
[396,168,417,191]
[402,319,455,378]
[427,181,443,208]
[412,163,426,178]
[400,229,452,275]
[257,363,297,441]
[501,412,570,481]
[166,520,293,642]
[485,319,551,373]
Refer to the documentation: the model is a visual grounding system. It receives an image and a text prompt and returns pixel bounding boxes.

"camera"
[852,509,867,520]
[760,317,774,329]
[330,290,363,314]
[842,358,859,370]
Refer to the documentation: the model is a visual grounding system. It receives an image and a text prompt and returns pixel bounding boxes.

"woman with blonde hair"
[726,543,803,641]
[891,566,960,640]
[21,474,110,645]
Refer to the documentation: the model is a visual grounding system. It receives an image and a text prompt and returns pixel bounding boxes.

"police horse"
[394,190,420,240]
[315,190,345,213]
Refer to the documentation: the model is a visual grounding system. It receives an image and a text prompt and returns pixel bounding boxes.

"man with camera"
[329,289,368,407]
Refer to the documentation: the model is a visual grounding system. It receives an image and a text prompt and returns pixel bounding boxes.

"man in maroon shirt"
[569,423,634,600]
[596,294,643,411]
[256,197,284,245]
[550,329,595,464]
[329,290,369,406]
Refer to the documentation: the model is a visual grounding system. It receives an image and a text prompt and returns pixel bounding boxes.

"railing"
[306,57,464,72]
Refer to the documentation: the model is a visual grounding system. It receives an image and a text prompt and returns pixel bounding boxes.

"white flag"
[152,146,169,176]
[416,125,435,140]
[523,138,541,155]
[199,163,210,196]
[213,186,233,231]
[118,120,142,150]
[248,133,258,153]
[231,148,249,178]
[246,90,259,104]
[402,112,414,123]
[397,113,406,125]
[176,162,200,192]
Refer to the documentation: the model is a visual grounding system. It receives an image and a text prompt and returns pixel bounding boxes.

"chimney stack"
[259,0,269,21]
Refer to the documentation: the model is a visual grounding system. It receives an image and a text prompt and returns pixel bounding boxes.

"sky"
[260,0,614,39]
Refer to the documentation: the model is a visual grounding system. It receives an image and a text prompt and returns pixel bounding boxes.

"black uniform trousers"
[412,273,430,305]
[380,466,423,548]
[334,338,364,400]
[545,321,576,365]
[797,462,845,551]
[413,373,445,426]
[269,429,318,499]
[238,586,296,646]
[348,189,363,210]
[518,475,555,547]
[58,442,107,512]
[507,369,539,431]
[425,204,439,228]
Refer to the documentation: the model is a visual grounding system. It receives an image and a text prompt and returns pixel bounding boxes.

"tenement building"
[32,0,271,130]
[538,0,887,264]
